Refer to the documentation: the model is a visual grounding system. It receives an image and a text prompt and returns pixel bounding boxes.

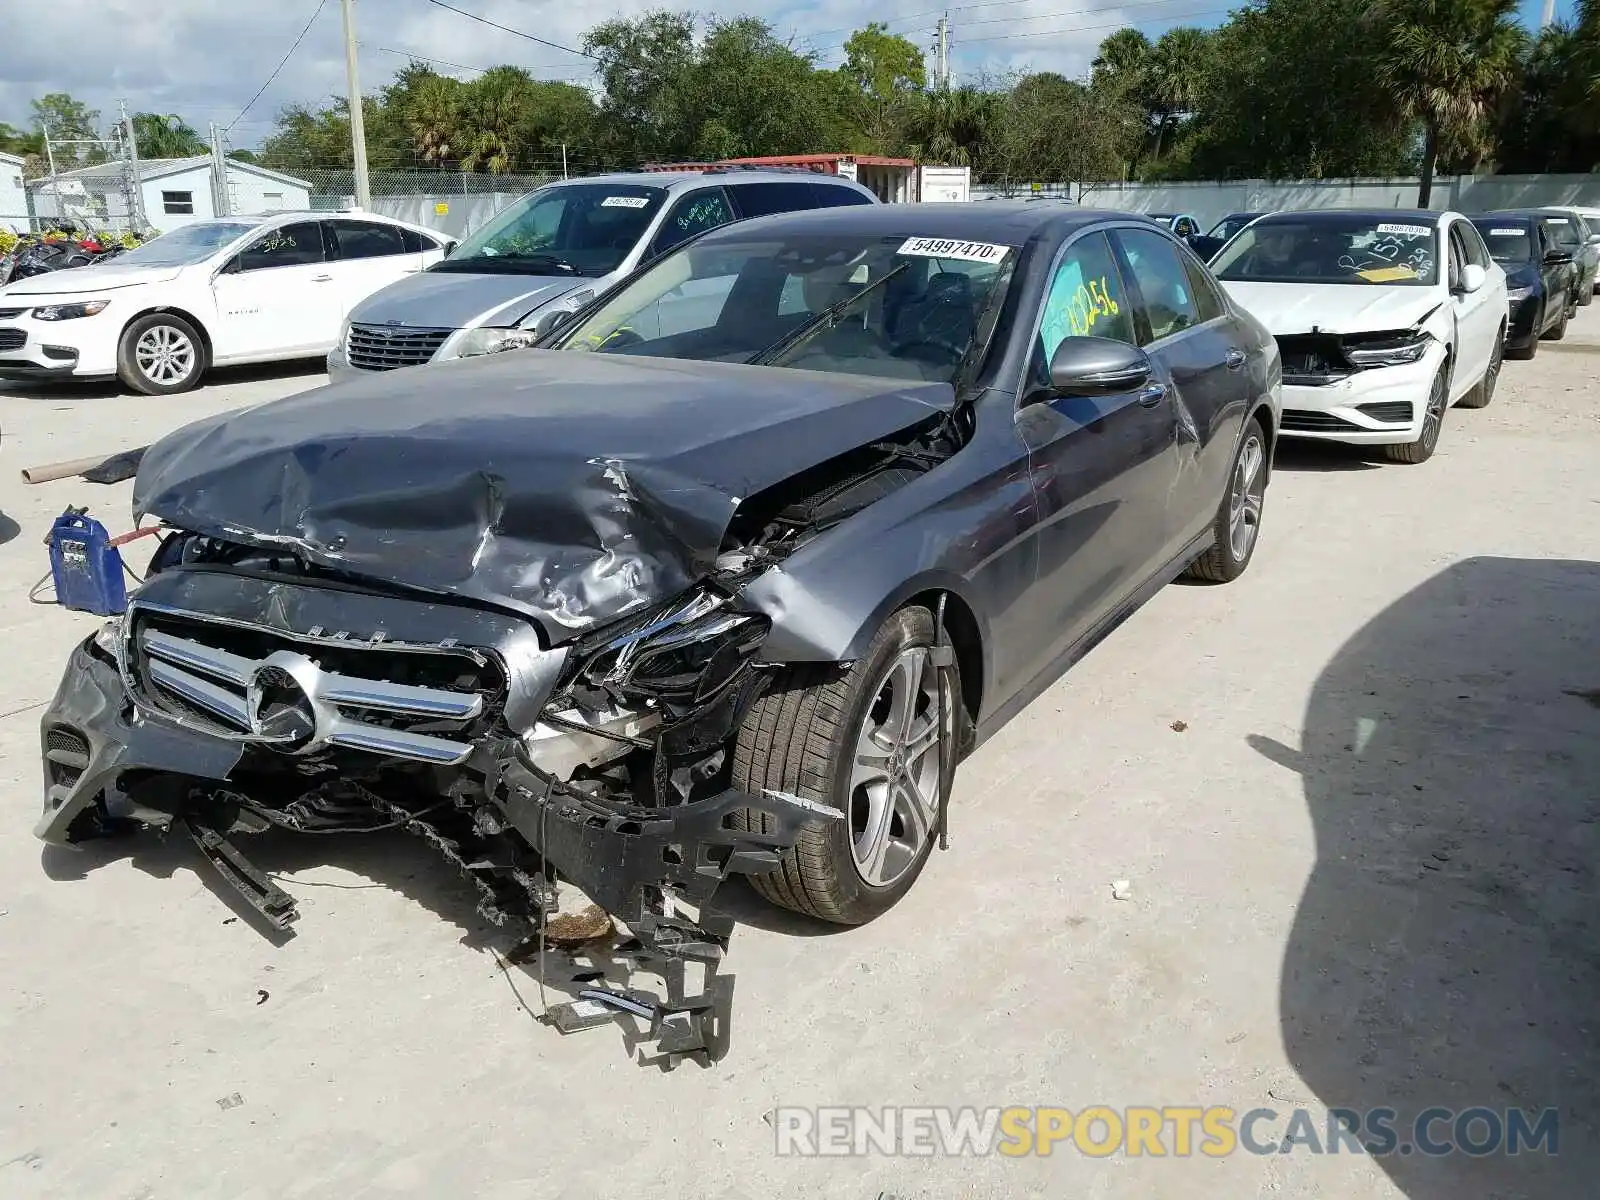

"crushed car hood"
[1222,282,1442,335]
[133,349,955,640]
[347,270,588,330]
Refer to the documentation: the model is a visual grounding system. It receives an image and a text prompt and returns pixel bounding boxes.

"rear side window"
[811,183,873,208]
[331,219,407,259]
[1180,252,1227,323]
[400,227,440,253]
[728,181,818,218]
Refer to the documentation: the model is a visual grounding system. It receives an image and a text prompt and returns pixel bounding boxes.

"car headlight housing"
[1344,330,1433,369]
[1506,285,1535,302]
[455,326,530,358]
[33,299,110,321]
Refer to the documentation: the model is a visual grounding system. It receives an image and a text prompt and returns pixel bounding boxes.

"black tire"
[117,313,208,395]
[730,606,960,924]
[1185,415,1268,583]
[1384,366,1447,464]
[1457,326,1503,409]
[1544,300,1569,341]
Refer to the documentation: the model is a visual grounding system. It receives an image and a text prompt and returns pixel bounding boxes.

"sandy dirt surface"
[1,322,1597,1199]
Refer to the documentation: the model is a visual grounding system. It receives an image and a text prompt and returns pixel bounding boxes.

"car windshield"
[552,230,1017,383]
[1538,213,1583,246]
[1211,215,1439,286]
[113,221,261,266]
[1471,220,1534,264]
[431,182,666,277]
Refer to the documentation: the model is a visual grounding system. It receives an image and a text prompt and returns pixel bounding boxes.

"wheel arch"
[750,567,989,727]
[120,305,214,358]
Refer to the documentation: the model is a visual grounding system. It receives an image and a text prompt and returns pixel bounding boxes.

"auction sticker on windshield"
[601,196,651,208]
[1488,228,1523,236]
[1376,223,1431,237]
[899,237,1009,263]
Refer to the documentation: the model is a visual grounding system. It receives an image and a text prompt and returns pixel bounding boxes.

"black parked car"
[1470,213,1579,358]
[1491,207,1597,308]
[37,204,1280,1004]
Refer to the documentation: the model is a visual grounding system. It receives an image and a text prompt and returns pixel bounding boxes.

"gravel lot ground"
[1,320,1597,1200]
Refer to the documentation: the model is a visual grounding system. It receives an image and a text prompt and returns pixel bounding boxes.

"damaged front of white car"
[1212,209,1506,464]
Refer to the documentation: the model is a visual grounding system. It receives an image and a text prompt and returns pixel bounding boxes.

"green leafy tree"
[583,11,700,164]
[1371,0,1526,207]
[989,72,1135,189]
[1182,0,1413,180]
[1145,27,1212,161]
[1495,0,1600,172]
[31,92,103,167]
[840,23,927,153]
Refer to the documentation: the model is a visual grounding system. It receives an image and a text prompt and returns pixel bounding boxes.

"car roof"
[693,201,1145,245]
[1470,213,1534,226]
[540,169,870,192]
[1253,208,1448,224]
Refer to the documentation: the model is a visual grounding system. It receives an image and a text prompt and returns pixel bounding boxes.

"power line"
[227,0,332,131]
[423,0,598,60]
[365,43,595,82]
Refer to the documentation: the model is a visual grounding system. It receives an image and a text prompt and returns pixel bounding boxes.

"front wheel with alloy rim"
[1457,327,1502,409]
[1384,366,1447,464]
[117,313,208,395]
[1184,416,1268,583]
[730,606,959,924]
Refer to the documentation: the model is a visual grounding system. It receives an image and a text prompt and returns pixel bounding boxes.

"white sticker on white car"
[1546,217,1570,224]
[898,236,1009,262]
[601,196,650,208]
[1376,223,1431,237]
[1488,228,1523,236]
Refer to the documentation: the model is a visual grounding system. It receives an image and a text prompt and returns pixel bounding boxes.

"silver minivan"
[326,168,879,383]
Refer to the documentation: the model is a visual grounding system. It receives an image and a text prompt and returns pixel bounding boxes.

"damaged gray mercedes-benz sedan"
[37,203,1279,1030]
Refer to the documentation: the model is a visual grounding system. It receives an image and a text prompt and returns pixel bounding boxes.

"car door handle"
[1225,348,1247,370]
[312,274,333,282]
[1138,382,1168,407]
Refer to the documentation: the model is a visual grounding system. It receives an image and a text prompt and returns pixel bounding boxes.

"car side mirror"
[1545,249,1575,265]
[443,240,459,255]
[1043,336,1153,398]
[531,308,574,338]
[1587,233,1600,245]
[1457,264,1487,294]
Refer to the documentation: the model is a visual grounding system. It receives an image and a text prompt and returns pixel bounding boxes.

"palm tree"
[1372,0,1527,207]
[1145,27,1211,161]
[1091,27,1152,95]
[129,114,207,159]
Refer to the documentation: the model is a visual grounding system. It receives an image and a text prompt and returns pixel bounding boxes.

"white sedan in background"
[0,212,451,394]
[1211,208,1507,464]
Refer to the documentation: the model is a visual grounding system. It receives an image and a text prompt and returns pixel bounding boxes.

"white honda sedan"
[0,212,451,394]
[1211,209,1507,464]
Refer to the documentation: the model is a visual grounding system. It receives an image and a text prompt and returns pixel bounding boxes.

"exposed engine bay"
[38,399,966,1060]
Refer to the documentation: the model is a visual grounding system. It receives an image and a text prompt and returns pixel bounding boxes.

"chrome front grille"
[346,323,451,371]
[127,606,503,766]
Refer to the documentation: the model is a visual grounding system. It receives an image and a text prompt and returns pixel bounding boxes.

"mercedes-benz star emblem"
[245,652,324,750]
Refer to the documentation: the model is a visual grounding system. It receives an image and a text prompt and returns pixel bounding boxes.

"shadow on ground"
[0,509,19,546]
[1254,557,1600,1195]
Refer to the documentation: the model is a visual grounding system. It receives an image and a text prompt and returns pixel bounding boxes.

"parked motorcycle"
[0,223,143,285]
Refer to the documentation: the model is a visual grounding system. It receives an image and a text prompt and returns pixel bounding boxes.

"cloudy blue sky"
[0,0,1579,158]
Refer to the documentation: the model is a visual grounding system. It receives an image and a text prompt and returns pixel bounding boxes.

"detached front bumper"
[1278,348,1441,446]
[36,635,808,929]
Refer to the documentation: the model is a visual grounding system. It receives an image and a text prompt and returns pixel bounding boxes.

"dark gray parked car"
[37,204,1279,1033]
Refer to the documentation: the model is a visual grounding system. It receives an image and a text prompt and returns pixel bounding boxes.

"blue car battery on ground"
[46,508,128,616]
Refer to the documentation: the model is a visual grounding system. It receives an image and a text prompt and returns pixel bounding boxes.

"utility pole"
[561,143,568,180]
[209,122,232,217]
[120,99,147,233]
[934,15,951,91]
[1540,0,1557,27]
[340,0,372,210]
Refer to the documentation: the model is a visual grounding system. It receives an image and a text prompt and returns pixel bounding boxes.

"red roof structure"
[640,153,917,175]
